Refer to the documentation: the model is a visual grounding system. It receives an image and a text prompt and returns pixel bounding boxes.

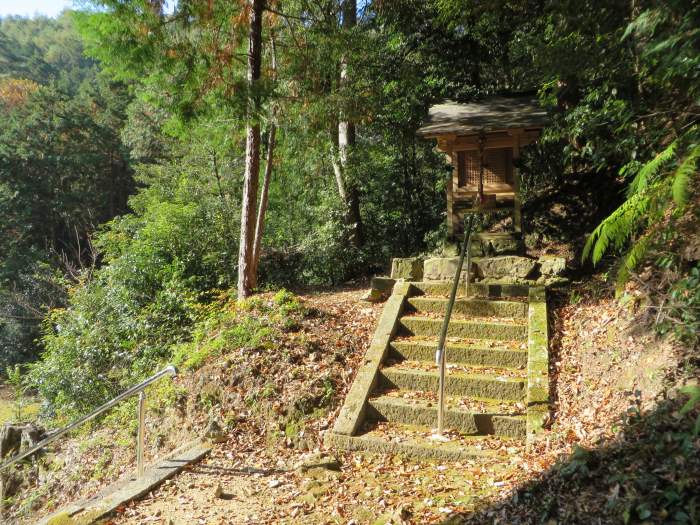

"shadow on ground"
[444,394,700,524]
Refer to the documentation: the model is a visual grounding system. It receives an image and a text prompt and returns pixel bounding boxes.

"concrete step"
[406,296,527,318]
[379,366,526,401]
[473,232,522,240]
[326,422,517,462]
[399,316,527,341]
[367,395,525,438]
[38,439,212,525]
[408,281,529,298]
[390,339,527,369]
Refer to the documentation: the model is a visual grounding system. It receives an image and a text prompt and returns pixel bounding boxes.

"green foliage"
[0,14,133,369]
[510,393,700,524]
[29,264,199,420]
[30,262,305,418]
[3,0,697,451]
[583,132,698,292]
[672,145,700,208]
[23,147,231,417]
[627,141,676,197]
[623,2,700,102]
[583,192,651,266]
[558,445,592,477]
[6,365,24,422]
[0,263,67,375]
[615,233,653,290]
[661,266,700,345]
[579,0,700,299]
[0,13,96,93]
[171,304,275,372]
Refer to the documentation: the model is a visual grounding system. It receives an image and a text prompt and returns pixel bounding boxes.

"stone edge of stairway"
[331,283,412,436]
[36,439,212,525]
[526,286,550,441]
[328,280,550,458]
[326,431,496,462]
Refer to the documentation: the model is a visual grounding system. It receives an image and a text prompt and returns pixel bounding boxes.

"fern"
[582,191,651,265]
[622,8,665,40]
[671,144,700,207]
[627,140,676,196]
[615,233,653,292]
[585,139,697,288]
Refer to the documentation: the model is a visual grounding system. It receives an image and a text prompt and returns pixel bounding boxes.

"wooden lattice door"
[457,148,513,188]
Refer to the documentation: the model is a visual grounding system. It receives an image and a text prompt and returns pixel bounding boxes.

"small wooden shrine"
[418,95,546,238]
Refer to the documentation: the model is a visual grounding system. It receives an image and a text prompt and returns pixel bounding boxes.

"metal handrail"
[0,365,177,475]
[436,214,475,436]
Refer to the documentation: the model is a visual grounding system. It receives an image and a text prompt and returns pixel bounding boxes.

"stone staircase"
[327,281,549,461]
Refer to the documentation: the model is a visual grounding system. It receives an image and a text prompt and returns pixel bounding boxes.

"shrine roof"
[418,95,547,137]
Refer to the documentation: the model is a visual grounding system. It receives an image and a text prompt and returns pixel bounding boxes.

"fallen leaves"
[23,280,690,525]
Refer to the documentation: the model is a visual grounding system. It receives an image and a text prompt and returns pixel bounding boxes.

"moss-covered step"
[406,297,527,318]
[390,339,527,369]
[399,316,527,341]
[366,396,526,438]
[325,426,499,462]
[379,366,526,401]
[407,281,529,298]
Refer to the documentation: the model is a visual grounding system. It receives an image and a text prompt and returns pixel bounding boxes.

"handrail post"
[0,365,177,473]
[136,391,146,479]
[436,214,475,437]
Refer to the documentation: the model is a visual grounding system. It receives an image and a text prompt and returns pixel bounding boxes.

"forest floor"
[8,279,697,524]
[91,277,695,525]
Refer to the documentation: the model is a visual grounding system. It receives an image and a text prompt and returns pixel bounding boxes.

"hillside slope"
[17,279,692,525]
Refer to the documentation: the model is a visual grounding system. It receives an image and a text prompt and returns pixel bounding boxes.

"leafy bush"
[29,264,199,420]
[660,265,700,345]
[26,145,239,418]
[29,249,306,420]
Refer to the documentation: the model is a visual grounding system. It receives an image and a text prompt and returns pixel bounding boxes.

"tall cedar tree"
[237,0,265,298]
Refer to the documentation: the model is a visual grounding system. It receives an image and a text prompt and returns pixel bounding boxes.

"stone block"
[482,237,523,256]
[423,257,477,281]
[362,276,396,302]
[371,276,396,292]
[37,440,211,525]
[390,257,423,280]
[380,368,525,401]
[361,289,384,303]
[399,316,527,341]
[538,255,566,276]
[333,288,409,436]
[46,514,74,525]
[442,240,484,257]
[536,275,570,287]
[527,287,550,435]
[476,256,537,279]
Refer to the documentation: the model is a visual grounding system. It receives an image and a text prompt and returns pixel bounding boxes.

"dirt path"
[109,439,519,525]
[106,287,522,524]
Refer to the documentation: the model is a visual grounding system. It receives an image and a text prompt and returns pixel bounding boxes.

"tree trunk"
[336,0,364,248]
[250,32,278,289]
[251,123,276,288]
[237,0,265,300]
[330,131,348,203]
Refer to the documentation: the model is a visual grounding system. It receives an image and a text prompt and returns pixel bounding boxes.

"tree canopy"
[0,0,695,417]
